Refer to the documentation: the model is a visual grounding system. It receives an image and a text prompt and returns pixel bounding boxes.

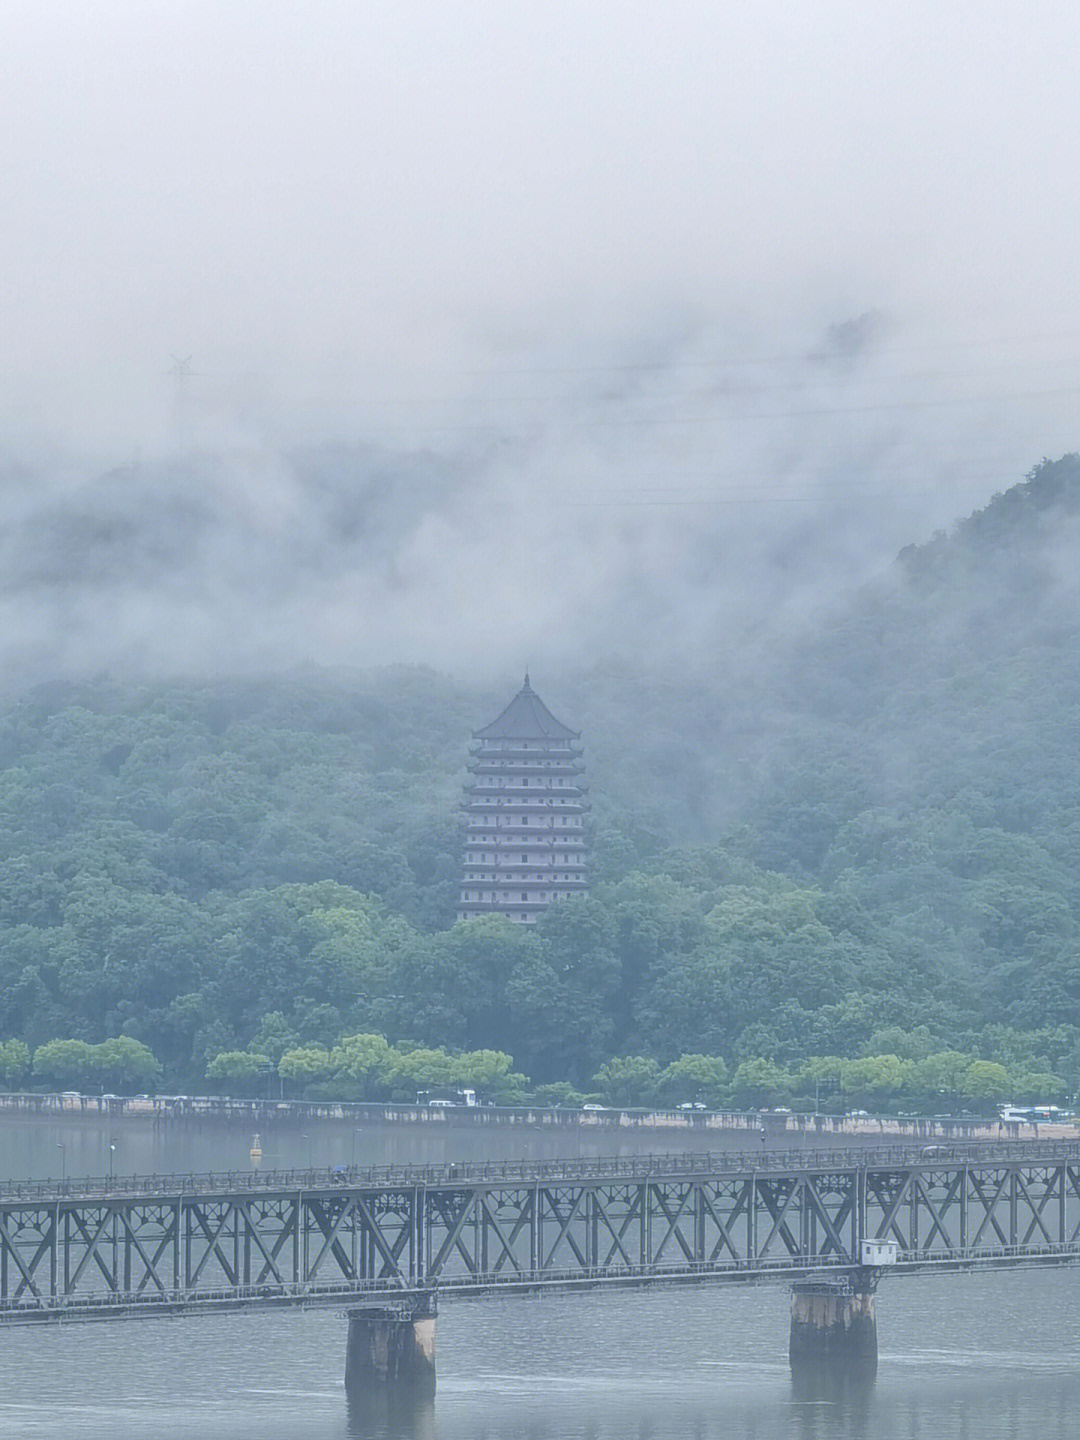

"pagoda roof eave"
[470,727,581,741]
[471,676,580,742]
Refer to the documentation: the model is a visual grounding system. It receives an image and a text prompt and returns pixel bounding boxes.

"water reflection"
[0,1109,915,1187]
[346,1393,436,1440]
[789,1357,876,1438]
[4,1363,1080,1440]
[0,1112,734,1184]
[329,1365,1080,1440]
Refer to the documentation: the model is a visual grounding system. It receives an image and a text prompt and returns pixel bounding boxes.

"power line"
[556,385,1080,426]
[528,462,1075,508]
[449,328,1080,377]
[280,381,1079,438]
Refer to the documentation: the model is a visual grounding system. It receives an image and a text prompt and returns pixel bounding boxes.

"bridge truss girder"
[1,1160,1078,1322]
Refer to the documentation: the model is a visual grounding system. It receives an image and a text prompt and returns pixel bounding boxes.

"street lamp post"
[815,1073,840,1115]
[56,1142,66,1184]
[108,1141,116,1186]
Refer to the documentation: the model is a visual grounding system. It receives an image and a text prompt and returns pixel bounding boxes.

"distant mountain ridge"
[0,456,1077,1085]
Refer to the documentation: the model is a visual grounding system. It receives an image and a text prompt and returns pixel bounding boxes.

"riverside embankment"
[0,1088,1065,1192]
[0,1088,1046,1140]
[0,1089,1052,1186]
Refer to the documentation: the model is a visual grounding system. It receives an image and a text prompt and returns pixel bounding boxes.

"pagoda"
[458,676,588,923]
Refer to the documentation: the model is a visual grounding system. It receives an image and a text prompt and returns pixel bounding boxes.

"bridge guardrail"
[5,1138,1080,1204]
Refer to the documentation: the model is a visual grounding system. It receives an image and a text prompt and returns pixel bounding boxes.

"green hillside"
[1,457,1079,1103]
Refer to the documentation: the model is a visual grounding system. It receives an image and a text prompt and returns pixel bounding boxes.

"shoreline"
[0,1091,1052,1142]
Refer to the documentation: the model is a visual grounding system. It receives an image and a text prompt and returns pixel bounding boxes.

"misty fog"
[2,1,1078,685]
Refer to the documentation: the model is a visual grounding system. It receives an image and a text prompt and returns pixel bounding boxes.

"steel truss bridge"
[3,1142,1080,1324]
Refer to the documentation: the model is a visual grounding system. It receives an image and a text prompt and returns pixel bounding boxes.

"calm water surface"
[3,1271,1079,1440]
[0,1110,740,1182]
[1,1117,1077,1438]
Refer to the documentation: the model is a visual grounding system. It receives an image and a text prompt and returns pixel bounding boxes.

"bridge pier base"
[789,1277,877,1373]
[344,1295,437,1401]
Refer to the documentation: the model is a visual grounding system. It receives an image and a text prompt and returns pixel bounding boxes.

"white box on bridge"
[860,1240,899,1266]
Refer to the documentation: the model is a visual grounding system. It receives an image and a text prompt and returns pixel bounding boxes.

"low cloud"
[1,3,1077,685]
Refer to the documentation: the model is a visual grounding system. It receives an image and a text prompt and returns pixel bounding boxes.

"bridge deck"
[3,1142,1080,1324]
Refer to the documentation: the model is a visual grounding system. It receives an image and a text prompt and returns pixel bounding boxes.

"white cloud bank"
[0,0,1077,681]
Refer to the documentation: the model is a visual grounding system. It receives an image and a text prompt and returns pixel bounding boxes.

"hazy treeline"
[0,458,1078,1102]
[0,1036,159,1090]
[6,1023,1059,1113]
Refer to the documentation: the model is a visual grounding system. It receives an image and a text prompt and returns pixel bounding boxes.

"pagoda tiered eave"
[468,742,583,759]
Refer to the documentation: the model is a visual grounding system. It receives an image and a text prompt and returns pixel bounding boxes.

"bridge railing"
[4,1138,1080,1203]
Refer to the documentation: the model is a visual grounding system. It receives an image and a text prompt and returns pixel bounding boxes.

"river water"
[1,1115,1078,1440]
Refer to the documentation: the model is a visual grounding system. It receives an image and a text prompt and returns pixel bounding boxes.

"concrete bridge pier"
[789,1245,897,1376]
[789,1277,878,1372]
[344,1294,437,1401]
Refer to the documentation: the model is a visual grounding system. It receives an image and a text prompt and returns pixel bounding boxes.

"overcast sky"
[1,1,1078,681]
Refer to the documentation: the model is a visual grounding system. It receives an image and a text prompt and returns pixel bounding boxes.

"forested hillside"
[1,457,1079,1104]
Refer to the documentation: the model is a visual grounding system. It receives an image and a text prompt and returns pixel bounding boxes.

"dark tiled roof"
[474,674,580,741]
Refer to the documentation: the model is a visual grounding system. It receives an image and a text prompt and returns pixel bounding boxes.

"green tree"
[32,1039,97,1088]
[391,917,544,1064]
[249,1011,299,1065]
[911,1051,973,1108]
[205,1050,273,1093]
[0,1039,31,1087]
[863,1025,935,1061]
[839,1054,912,1108]
[592,1055,661,1107]
[328,1033,394,1100]
[389,1046,461,1096]
[729,1058,794,1108]
[960,1060,1013,1108]
[533,1081,586,1108]
[278,1046,331,1092]
[655,1053,727,1107]
[1012,1070,1067,1103]
[533,897,619,1079]
[608,874,708,1048]
[452,1049,528,1104]
[96,1037,161,1090]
